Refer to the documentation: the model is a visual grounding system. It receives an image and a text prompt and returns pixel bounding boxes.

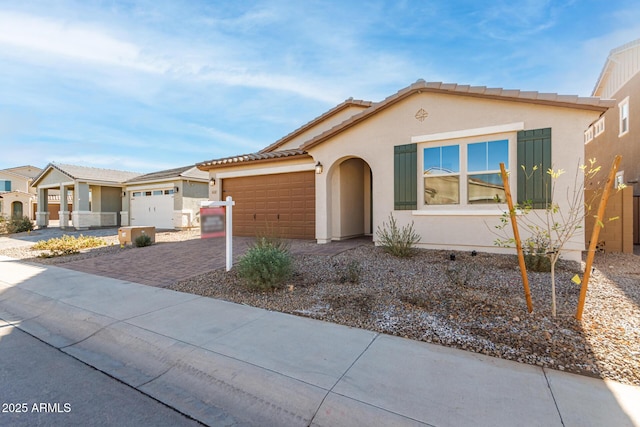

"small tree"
[495,159,619,317]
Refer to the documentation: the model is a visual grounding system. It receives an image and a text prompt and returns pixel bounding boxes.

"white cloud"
[0,9,348,104]
[0,11,163,73]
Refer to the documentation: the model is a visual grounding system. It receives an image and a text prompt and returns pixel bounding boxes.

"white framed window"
[467,139,508,204]
[423,145,460,205]
[594,117,605,137]
[152,190,163,196]
[615,171,624,189]
[422,139,508,206]
[132,191,142,197]
[619,97,629,136]
[584,127,594,144]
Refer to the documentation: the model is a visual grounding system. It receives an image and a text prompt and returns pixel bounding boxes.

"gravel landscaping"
[171,243,640,387]
[2,230,638,386]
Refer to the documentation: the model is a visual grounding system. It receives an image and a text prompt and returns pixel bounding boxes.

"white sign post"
[201,196,235,271]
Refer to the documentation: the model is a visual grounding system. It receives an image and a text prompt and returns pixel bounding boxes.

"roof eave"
[259,99,372,153]
[197,152,313,172]
[31,163,69,188]
[126,176,209,186]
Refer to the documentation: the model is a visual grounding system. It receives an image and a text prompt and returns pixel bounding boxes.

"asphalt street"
[0,322,204,427]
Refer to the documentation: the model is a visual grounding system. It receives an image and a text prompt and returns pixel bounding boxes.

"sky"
[1,1,640,173]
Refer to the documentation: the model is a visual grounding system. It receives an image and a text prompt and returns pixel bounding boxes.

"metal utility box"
[118,226,156,245]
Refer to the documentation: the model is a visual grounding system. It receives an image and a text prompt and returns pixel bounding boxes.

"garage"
[130,189,175,229]
[222,171,315,239]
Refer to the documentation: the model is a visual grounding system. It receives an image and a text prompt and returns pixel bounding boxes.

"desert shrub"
[254,224,290,253]
[376,213,420,257]
[5,216,34,234]
[523,233,551,272]
[134,234,153,247]
[253,235,290,252]
[334,260,361,284]
[237,245,292,290]
[32,234,106,257]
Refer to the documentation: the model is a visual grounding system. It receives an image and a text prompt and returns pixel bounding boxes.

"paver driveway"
[59,235,371,288]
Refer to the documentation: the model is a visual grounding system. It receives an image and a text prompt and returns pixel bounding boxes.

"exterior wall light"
[174,186,179,193]
[210,177,216,185]
[315,162,323,174]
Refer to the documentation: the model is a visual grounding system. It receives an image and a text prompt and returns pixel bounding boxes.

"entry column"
[59,184,70,229]
[36,187,49,228]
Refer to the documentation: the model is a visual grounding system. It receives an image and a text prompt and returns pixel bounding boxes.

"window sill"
[412,209,509,217]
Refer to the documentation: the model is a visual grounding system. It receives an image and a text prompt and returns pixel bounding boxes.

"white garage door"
[130,189,175,229]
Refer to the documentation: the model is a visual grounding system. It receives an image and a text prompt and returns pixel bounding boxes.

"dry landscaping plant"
[237,243,292,290]
[3,216,34,234]
[376,213,420,257]
[333,259,362,284]
[134,234,153,247]
[32,234,107,257]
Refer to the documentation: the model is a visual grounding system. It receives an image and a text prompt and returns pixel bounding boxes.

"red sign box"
[200,207,225,238]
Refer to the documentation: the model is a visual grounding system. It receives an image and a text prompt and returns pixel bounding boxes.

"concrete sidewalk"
[1,256,639,426]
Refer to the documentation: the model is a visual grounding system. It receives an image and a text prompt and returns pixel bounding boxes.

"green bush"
[134,234,153,247]
[523,233,551,272]
[375,213,421,257]
[32,234,106,257]
[5,216,34,234]
[237,245,292,290]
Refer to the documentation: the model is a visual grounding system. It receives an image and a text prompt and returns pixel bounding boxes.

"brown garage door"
[222,171,315,239]
[48,203,73,220]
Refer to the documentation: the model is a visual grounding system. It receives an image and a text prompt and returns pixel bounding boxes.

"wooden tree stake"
[500,163,533,313]
[576,155,621,320]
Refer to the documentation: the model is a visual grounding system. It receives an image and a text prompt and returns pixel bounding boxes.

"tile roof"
[197,149,309,170]
[0,190,35,197]
[33,163,141,186]
[259,98,372,154]
[126,165,208,183]
[197,80,615,170]
[0,165,42,179]
[300,80,615,151]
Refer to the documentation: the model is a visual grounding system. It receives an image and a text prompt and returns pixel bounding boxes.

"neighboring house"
[586,38,640,249]
[0,165,41,220]
[198,80,613,262]
[122,165,209,229]
[32,163,141,230]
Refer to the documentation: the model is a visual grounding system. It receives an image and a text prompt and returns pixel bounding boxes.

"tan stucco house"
[586,38,640,248]
[122,165,209,229]
[198,80,613,262]
[33,163,141,229]
[0,165,41,220]
[32,163,209,230]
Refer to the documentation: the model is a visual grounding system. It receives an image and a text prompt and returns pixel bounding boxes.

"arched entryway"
[329,157,372,240]
[11,201,23,218]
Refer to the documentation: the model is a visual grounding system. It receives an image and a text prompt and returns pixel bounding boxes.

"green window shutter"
[394,143,417,210]
[1,180,11,192]
[517,128,551,208]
